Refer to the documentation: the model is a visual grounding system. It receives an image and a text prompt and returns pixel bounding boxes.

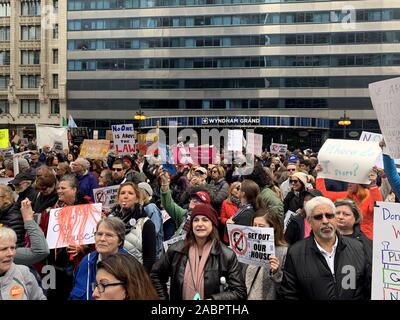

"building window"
[53,24,59,39]
[21,50,40,65]
[51,99,60,114]
[21,1,41,16]
[0,100,10,114]
[0,2,11,17]
[53,49,59,64]
[21,26,41,40]
[0,76,9,90]
[52,74,58,89]
[53,0,59,12]
[21,99,40,114]
[0,27,10,41]
[0,51,10,65]
[21,75,40,89]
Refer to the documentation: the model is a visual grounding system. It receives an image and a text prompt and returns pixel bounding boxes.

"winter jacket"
[33,190,58,214]
[144,202,164,260]
[160,188,188,232]
[150,240,247,300]
[279,233,371,300]
[232,204,255,227]
[220,199,239,243]
[0,203,25,247]
[316,177,382,239]
[345,225,372,267]
[0,263,46,300]
[77,171,98,202]
[283,191,305,214]
[284,214,306,246]
[258,187,284,221]
[383,153,400,199]
[210,179,229,213]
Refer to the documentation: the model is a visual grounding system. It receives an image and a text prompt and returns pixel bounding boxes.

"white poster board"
[359,131,384,168]
[372,201,400,300]
[246,132,263,157]
[317,139,381,184]
[369,77,400,158]
[46,203,102,249]
[226,224,275,267]
[93,185,119,209]
[36,125,68,150]
[227,130,243,152]
[112,124,135,155]
[270,143,288,155]
[12,151,31,176]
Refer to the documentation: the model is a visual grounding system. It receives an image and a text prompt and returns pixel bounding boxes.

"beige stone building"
[0,0,66,138]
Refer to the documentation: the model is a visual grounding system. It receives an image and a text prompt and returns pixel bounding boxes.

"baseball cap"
[138,182,153,199]
[288,155,299,163]
[190,191,211,205]
[9,172,35,186]
[194,167,207,175]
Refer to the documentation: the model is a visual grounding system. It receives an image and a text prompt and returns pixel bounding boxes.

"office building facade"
[67,0,400,148]
[0,0,67,137]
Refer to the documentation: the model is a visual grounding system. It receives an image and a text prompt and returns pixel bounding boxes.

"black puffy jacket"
[280,232,371,300]
[150,240,247,300]
[0,203,24,247]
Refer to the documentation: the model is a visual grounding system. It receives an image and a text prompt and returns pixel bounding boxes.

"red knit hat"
[191,204,219,227]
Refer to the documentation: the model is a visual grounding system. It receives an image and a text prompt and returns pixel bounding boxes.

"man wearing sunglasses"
[280,196,371,300]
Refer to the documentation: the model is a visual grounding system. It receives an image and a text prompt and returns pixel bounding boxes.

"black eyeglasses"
[287,169,296,172]
[112,168,123,172]
[92,281,125,294]
[289,179,300,184]
[312,213,335,221]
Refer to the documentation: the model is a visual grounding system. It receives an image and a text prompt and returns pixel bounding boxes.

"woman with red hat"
[150,203,247,300]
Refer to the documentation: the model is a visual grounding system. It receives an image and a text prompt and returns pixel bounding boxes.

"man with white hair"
[280,196,371,300]
[71,157,98,202]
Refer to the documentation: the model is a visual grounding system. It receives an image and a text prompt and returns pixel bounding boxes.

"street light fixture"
[134,111,147,121]
[338,111,351,139]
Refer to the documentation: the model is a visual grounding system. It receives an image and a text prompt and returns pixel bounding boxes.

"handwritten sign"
[270,143,287,155]
[79,139,110,159]
[372,202,400,300]
[12,151,31,176]
[359,131,384,168]
[93,185,119,209]
[46,203,102,249]
[112,124,135,155]
[246,132,263,157]
[227,224,275,267]
[317,139,381,184]
[172,146,216,165]
[227,130,243,152]
[0,147,14,157]
[0,129,9,148]
[369,77,400,158]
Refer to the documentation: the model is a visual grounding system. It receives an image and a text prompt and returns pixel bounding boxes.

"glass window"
[53,74,59,89]
[21,50,40,65]
[0,76,9,89]
[0,51,10,65]
[51,99,60,114]
[21,75,40,89]
[21,100,40,114]
[53,24,59,39]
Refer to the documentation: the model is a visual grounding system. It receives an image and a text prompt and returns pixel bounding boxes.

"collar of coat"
[308,231,347,254]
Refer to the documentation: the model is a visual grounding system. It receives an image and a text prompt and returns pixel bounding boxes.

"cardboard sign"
[372,202,400,300]
[317,139,381,184]
[227,130,243,152]
[112,124,135,155]
[93,185,119,209]
[227,224,275,267]
[0,129,9,149]
[172,146,216,165]
[106,130,113,141]
[246,132,263,157]
[369,77,400,158]
[270,143,287,155]
[79,139,110,159]
[46,203,102,249]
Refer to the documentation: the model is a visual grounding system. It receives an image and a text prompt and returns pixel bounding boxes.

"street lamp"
[338,111,351,139]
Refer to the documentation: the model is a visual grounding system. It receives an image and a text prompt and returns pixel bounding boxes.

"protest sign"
[317,139,381,184]
[93,185,119,209]
[270,143,288,155]
[12,151,31,176]
[46,203,102,249]
[0,147,14,157]
[163,234,186,253]
[246,132,263,157]
[227,130,243,152]
[227,224,275,267]
[112,124,135,155]
[70,127,89,146]
[369,77,400,158]
[359,131,384,168]
[372,202,400,300]
[0,129,9,148]
[172,146,216,165]
[79,139,110,159]
[106,130,113,141]
[36,125,68,150]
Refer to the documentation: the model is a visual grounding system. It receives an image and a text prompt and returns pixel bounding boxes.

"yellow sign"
[79,139,110,159]
[0,129,9,148]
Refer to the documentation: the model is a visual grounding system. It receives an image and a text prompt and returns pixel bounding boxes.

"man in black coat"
[280,196,371,300]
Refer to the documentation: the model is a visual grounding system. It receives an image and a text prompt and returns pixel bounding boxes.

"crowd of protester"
[0,136,396,300]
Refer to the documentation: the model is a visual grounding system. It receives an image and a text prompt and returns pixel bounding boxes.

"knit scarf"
[182,240,214,300]
[230,196,241,208]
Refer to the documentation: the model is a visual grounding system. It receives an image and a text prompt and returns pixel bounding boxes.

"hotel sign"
[201,117,260,126]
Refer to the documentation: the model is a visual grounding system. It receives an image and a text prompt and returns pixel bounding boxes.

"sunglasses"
[287,169,296,172]
[312,213,336,221]
[289,179,300,184]
[112,168,123,172]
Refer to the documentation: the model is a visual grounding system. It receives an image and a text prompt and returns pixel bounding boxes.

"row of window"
[67,31,400,51]
[67,9,400,31]
[0,1,58,18]
[67,76,393,90]
[67,54,400,71]
[67,0,331,10]
[0,75,59,90]
[0,99,60,115]
[0,25,58,42]
[0,50,58,65]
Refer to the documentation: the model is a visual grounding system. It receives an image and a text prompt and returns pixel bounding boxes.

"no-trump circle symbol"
[229,228,248,255]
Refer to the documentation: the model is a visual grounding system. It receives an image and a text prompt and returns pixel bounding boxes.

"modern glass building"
[67,0,400,148]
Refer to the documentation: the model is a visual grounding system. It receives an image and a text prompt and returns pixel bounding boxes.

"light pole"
[338,111,351,139]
